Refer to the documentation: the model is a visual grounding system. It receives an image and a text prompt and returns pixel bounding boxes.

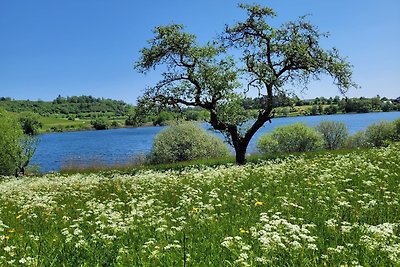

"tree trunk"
[234,144,248,165]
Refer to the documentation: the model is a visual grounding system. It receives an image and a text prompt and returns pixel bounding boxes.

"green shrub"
[153,111,176,126]
[393,119,400,139]
[91,117,110,130]
[0,116,21,175]
[345,131,369,149]
[18,112,43,135]
[364,120,396,147]
[0,111,38,176]
[316,121,348,150]
[257,123,323,154]
[151,122,229,164]
[111,120,120,128]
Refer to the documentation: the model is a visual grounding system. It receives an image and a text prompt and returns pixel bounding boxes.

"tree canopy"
[135,4,356,164]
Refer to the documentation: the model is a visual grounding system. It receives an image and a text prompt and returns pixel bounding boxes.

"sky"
[0,0,399,104]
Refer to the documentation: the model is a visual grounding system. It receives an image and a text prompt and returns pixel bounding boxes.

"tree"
[91,117,110,130]
[18,112,43,135]
[135,4,356,164]
[0,110,38,176]
[15,135,39,176]
[316,121,348,150]
[0,115,21,175]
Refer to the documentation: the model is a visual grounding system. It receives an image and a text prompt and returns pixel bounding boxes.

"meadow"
[1,144,400,266]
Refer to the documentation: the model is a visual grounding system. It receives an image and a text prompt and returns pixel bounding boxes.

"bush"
[0,116,22,175]
[151,123,229,164]
[153,111,176,126]
[125,113,141,127]
[316,121,348,150]
[393,119,400,139]
[345,131,369,149]
[110,120,120,128]
[257,123,323,154]
[323,105,338,115]
[91,118,110,130]
[18,112,43,135]
[0,112,38,176]
[364,120,396,147]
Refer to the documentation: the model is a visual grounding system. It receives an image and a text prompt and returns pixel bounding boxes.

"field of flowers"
[1,144,400,266]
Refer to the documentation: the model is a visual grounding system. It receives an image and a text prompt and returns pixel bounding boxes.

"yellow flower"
[8,228,15,233]
[5,236,10,240]
[16,214,23,219]
[255,201,264,206]
[240,227,249,234]
[192,207,199,213]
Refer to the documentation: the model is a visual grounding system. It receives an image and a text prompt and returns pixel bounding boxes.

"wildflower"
[8,228,15,233]
[192,207,199,213]
[240,228,249,234]
[255,201,264,207]
[16,214,23,219]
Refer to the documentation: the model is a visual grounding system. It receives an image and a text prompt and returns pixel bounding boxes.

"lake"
[31,111,400,173]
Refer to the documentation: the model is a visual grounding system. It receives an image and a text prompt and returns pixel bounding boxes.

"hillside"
[0,95,131,118]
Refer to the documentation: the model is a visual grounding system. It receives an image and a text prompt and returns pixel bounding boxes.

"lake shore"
[38,110,397,134]
[31,111,400,173]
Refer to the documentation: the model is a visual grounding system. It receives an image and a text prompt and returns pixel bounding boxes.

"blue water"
[31,111,400,173]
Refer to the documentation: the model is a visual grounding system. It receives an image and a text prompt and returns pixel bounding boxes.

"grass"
[1,144,400,266]
[58,148,367,176]
[38,116,92,132]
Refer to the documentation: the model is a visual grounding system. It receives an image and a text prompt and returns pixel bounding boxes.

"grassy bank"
[1,145,400,266]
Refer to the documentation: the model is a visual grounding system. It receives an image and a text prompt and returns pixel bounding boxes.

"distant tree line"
[241,95,400,113]
[1,95,399,130]
[0,95,131,118]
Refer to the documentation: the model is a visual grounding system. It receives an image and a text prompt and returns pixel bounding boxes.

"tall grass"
[1,144,400,266]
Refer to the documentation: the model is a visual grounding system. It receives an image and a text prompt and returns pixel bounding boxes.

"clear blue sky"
[0,0,399,103]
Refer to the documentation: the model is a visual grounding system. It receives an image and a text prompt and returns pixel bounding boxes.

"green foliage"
[91,118,110,130]
[0,111,38,176]
[340,98,371,113]
[151,122,229,164]
[125,110,142,127]
[345,131,369,149]
[364,120,396,147]
[316,121,349,150]
[323,104,338,115]
[0,115,22,175]
[257,123,323,154]
[153,111,176,126]
[309,105,319,115]
[136,4,356,164]
[15,135,39,176]
[18,112,43,135]
[0,95,131,117]
[393,118,400,138]
[110,120,120,128]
